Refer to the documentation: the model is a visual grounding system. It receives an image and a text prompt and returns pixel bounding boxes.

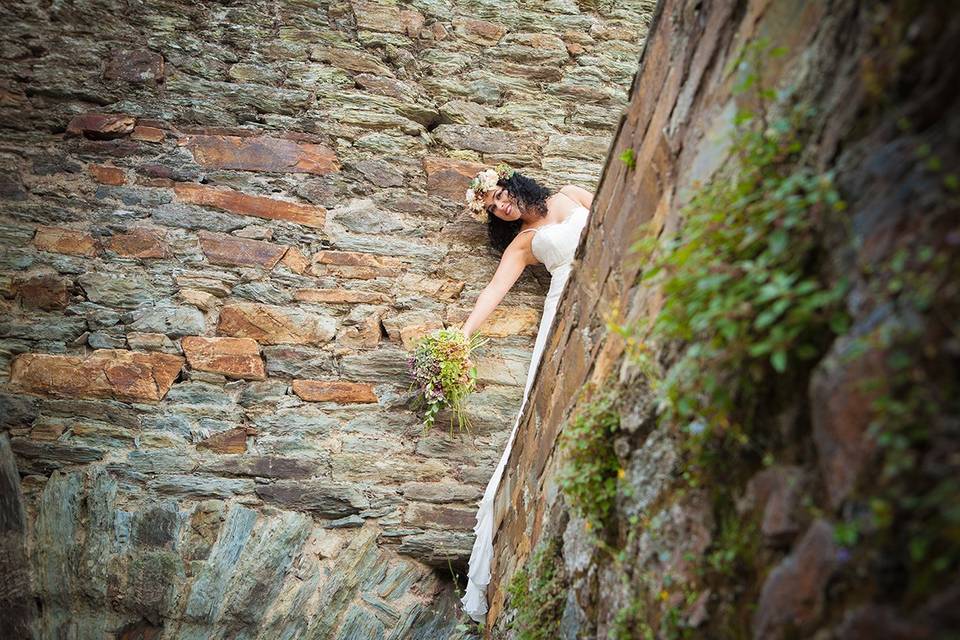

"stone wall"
[489,0,959,638]
[0,1,654,638]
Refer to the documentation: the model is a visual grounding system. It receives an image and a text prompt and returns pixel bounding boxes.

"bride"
[458,163,593,622]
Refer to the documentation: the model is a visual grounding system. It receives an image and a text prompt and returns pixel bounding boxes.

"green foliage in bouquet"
[407,328,488,434]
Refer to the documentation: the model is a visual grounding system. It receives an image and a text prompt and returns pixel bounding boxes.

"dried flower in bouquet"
[407,327,489,434]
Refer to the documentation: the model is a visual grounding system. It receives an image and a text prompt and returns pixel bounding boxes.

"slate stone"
[0,392,39,429]
[111,450,198,475]
[66,301,122,328]
[79,272,164,309]
[10,439,104,474]
[133,503,181,548]
[0,314,88,342]
[183,506,259,622]
[327,515,365,529]
[232,281,294,305]
[400,482,482,504]
[397,531,474,567]
[250,407,338,437]
[152,203,249,233]
[220,510,312,624]
[0,434,36,638]
[336,603,386,640]
[127,305,206,337]
[202,455,317,480]
[256,479,369,516]
[88,331,127,349]
[33,468,87,611]
[306,526,381,637]
[339,346,413,383]
[140,414,194,440]
[237,380,290,407]
[147,475,254,499]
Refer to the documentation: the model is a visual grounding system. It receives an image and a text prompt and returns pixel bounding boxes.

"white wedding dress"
[461,204,590,622]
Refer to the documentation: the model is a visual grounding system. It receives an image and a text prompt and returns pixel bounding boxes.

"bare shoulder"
[558,184,594,209]
[507,228,539,265]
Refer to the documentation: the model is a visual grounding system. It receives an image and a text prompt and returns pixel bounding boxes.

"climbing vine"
[506,536,567,640]
[556,382,623,532]
[605,38,851,633]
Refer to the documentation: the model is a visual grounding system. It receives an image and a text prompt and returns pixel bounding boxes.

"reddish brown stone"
[173,183,326,229]
[400,9,426,37]
[398,322,444,349]
[197,427,252,454]
[181,135,339,175]
[402,502,476,530]
[89,164,126,185]
[352,2,405,34]
[131,126,165,143]
[65,113,135,139]
[15,274,70,310]
[811,335,887,509]
[10,350,183,402]
[279,247,309,274]
[741,466,808,545]
[197,231,287,269]
[32,226,100,256]
[308,250,404,279]
[136,176,174,188]
[218,303,336,345]
[397,273,465,301]
[423,156,486,202]
[178,289,218,313]
[310,46,393,75]
[445,305,538,337]
[753,520,840,638]
[333,309,385,354]
[105,228,168,258]
[451,17,507,45]
[291,380,378,403]
[430,22,449,40]
[102,49,164,83]
[181,336,266,380]
[353,74,418,101]
[294,288,389,304]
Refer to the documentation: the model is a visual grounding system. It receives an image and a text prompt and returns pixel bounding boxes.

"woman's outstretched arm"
[461,242,531,338]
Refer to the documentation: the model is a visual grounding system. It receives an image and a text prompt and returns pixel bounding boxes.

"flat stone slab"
[291,380,377,403]
[182,336,266,381]
[11,349,184,402]
[174,183,326,229]
[218,303,336,345]
[182,134,339,175]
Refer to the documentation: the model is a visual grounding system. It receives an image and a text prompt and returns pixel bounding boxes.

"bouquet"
[407,327,489,434]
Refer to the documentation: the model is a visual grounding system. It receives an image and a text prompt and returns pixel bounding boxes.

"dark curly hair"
[486,172,554,253]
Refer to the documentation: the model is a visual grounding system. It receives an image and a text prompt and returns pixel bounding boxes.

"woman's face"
[482,186,521,222]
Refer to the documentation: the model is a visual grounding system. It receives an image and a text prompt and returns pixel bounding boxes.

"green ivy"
[506,537,566,640]
[603,38,850,634]
[557,385,622,531]
[630,101,848,440]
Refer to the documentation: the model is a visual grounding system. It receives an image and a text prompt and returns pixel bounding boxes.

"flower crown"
[465,162,516,222]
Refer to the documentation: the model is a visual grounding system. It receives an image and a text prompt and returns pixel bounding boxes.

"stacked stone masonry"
[0,1,655,638]
[489,0,959,638]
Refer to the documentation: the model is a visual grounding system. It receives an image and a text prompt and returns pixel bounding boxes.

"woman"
[459,163,593,622]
